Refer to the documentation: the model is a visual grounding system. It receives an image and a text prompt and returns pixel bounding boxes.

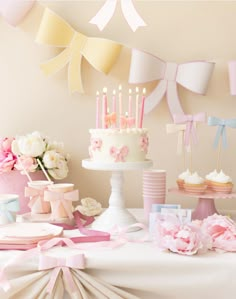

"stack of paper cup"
[143,169,166,221]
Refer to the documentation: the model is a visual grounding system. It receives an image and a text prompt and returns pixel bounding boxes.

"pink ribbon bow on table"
[38,254,85,295]
[44,190,79,220]
[120,115,135,129]
[173,112,206,146]
[110,146,129,162]
[129,49,215,117]
[25,187,44,210]
[0,0,35,26]
[90,0,146,32]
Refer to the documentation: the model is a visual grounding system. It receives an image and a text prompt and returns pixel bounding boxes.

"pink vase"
[0,170,46,214]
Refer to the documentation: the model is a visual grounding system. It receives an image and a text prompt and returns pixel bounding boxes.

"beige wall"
[0,1,236,211]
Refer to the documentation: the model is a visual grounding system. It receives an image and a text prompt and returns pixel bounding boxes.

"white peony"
[48,157,69,180]
[76,198,102,216]
[12,131,46,157]
[43,150,61,169]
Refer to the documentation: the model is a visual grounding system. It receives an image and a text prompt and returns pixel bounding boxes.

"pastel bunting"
[0,0,35,26]
[89,0,146,32]
[129,49,215,117]
[208,116,236,148]
[36,8,122,93]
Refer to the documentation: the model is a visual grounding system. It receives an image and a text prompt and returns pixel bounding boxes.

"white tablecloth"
[0,210,236,299]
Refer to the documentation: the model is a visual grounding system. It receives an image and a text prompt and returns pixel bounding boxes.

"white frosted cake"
[89,128,149,163]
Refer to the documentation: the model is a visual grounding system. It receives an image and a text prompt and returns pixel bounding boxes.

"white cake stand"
[82,159,153,232]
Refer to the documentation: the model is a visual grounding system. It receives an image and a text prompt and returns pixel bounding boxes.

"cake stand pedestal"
[169,188,236,220]
[82,159,153,232]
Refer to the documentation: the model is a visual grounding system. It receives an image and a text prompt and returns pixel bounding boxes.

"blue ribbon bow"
[208,116,236,148]
[0,198,19,222]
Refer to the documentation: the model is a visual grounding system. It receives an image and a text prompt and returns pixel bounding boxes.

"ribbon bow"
[25,187,44,210]
[105,112,117,127]
[208,116,236,148]
[38,254,85,295]
[120,115,135,129]
[89,0,146,32]
[173,112,206,146]
[166,123,187,154]
[36,8,122,93]
[110,146,129,162]
[0,199,19,223]
[129,49,215,117]
[0,0,35,26]
[44,190,79,219]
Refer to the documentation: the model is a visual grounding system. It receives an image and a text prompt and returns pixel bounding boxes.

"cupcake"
[183,172,207,194]
[210,170,233,194]
[205,169,218,189]
[176,169,191,190]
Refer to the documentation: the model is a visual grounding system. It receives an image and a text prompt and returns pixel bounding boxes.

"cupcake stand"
[82,159,153,232]
[169,188,236,220]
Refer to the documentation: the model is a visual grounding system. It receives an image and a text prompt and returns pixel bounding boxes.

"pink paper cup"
[47,183,74,219]
[27,181,53,214]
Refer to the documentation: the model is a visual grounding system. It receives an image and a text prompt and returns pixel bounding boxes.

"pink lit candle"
[102,87,108,129]
[128,88,132,117]
[96,91,100,129]
[118,84,122,116]
[139,88,146,128]
[112,90,117,127]
[135,87,139,128]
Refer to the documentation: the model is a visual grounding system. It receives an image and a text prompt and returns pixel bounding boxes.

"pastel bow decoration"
[129,49,215,117]
[105,112,117,127]
[36,8,122,93]
[38,254,85,295]
[110,146,129,162]
[44,190,79,219]
[208,116,236,148]
[173,112,206,146]
[120,115,135,129]
[0,0,35,26]
[0,199,19,222]
[166,123,187,154]
[89,0,146,32]
[25,187,44,210]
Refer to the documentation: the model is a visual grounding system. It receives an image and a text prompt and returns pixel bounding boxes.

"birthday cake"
[89,128,149,163]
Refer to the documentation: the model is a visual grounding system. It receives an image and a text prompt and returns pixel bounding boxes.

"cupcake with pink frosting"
[176,169,191,190]
[183,172,207,194]
[210,170,233,194]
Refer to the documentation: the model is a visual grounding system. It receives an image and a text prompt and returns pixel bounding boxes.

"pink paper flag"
[129,49,215,118]
[0,0,35,26]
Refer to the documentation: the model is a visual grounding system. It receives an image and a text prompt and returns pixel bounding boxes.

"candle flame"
[143,88,146,95]
[103,87,107,94]
[113,89,116,95]
[119,84,122,91]
[129,88,132,94]
[96,91,99,96]
[136,87,139,93]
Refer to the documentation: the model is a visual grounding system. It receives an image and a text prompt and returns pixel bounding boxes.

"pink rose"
[154,214,209,255]
[14,155,38,173]
[0,138,16,173]
[202,214,236,252]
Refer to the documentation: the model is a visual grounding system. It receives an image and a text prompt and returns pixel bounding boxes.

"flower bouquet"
[0,131,69,213]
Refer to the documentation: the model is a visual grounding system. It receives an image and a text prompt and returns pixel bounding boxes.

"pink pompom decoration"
[153,214,210,255]
[202,214,236,252]
[0,0,35,26]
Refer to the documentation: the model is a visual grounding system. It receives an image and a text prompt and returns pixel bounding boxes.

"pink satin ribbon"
[129,49,215,117]
[173,112,206,146]
[90,0,146,32]
[0,0,35,26]
[25,187,44,210]
[44,190,79,219]
[38,253,85,294]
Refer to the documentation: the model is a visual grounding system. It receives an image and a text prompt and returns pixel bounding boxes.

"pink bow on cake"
[38,254,85,294]
[110,146,129,162]
[120,115,135,129]
[89,0,146,32]
[129,49,215,117]
[105,112,117,127]
[0,0,35,26]
[173,112,206,146]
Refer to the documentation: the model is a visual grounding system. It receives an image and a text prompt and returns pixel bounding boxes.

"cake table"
[82,159,153,232]
[169,187,236,220]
